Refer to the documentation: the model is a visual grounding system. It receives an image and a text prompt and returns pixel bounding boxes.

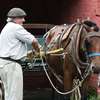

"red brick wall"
[61,0,100,26]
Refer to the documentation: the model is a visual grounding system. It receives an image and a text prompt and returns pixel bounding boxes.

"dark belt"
[0,57,21,64]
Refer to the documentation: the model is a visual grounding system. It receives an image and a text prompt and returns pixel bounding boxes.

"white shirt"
[0,22,36,60]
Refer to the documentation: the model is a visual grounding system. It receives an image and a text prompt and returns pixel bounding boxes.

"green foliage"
[87,88,97,100]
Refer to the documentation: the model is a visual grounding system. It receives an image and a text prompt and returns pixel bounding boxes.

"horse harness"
[39,23,94,95]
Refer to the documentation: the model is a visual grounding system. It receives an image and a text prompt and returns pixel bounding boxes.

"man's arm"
[16,26,40,52]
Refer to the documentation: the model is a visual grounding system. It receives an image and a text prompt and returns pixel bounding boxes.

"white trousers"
[0,59,23,100]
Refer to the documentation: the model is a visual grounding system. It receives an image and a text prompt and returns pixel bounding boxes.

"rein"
[38,48,93,95]
[40,55,85,95]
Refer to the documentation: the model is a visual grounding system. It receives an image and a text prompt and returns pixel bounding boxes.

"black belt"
[0,57,21,64]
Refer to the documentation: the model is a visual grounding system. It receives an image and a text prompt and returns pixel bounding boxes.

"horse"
[43,20,100,100]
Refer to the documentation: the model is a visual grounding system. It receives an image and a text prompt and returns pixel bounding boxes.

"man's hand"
[34,51,45,58]
[32,40,40,53]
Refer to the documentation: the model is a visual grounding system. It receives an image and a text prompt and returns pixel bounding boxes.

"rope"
[40,55,84,95]
[73,79,81,100]
[33,48,85,95]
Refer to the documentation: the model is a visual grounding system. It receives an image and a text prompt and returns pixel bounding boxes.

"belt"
[0,57,21,64]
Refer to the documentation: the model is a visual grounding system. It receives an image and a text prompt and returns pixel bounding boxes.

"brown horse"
[43,21,100,100]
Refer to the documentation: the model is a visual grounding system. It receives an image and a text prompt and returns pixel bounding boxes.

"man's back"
[0,22,27,60]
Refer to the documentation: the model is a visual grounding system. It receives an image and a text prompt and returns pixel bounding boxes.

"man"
[0,8,40,100]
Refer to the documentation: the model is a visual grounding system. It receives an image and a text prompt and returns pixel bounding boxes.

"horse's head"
[85,33,100,73]
[83,20,100,74]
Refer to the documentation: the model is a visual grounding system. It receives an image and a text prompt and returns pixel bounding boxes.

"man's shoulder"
[7,22,24,30]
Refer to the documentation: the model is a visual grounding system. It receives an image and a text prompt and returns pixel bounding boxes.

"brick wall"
[61,0,100,26]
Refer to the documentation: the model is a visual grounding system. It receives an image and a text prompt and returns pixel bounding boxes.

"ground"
[23,88,64,100]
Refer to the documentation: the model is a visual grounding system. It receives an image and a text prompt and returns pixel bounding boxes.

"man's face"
[13,17,25,25]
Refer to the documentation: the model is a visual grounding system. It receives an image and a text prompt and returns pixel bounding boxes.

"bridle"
[83,31,100,74]
[84,32,100,58]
